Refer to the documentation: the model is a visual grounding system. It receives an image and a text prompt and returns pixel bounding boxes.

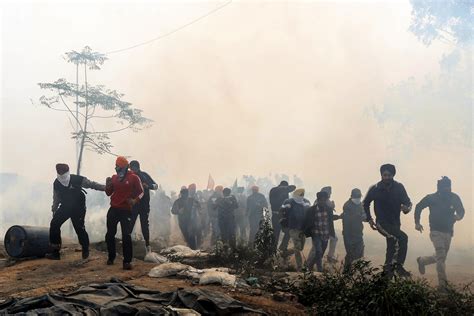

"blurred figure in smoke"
[105,156,144,270]
[415,176,465,291]
[215,188,239,249]
[150,189,171,245]
[281,188,311,271]
[246,185,268,245]
[320,186,341,264]
[129,160,158,253]
[235,187,248,244]
[207,185,223,245]
[342,188,366,271]
[46,163,105,260]
[188,183,203,249]
[304,191,331,272]
[364,164,412,277]
[171,188,201,249]
[269,181,296,252]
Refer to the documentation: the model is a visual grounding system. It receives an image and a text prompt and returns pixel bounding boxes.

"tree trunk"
[75,63,79,163]
[76,64,89,175]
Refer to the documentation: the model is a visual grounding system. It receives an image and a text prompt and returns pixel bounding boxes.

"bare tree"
[39,46,152,175]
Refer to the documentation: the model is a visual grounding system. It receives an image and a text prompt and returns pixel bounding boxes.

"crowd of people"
[46,158,465,291]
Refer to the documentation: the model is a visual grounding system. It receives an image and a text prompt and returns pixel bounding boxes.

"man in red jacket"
[105,156,144,270]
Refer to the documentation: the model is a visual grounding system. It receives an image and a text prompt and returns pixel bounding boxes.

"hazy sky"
[1,1,472,247]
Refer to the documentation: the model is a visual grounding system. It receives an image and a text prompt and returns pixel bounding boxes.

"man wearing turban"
[363,163,412,277]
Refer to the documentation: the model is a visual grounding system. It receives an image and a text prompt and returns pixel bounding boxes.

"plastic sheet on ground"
[0,278,265,315]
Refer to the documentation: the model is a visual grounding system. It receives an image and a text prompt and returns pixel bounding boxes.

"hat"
[188,183,197,190]
[279,180,289,186]
[215,185,224,192]
[293,188,305,197]
[56,163,69,175]
[321,186,332,194]
[351,188,362,198]
[116,156,129,168]
[380,164,396,176]
[317,191,329,200]
[251,185,259,192]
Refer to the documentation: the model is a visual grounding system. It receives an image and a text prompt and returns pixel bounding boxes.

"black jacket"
[246,192,268,217]
[269,185,296,212]
[342,199,365,241]
[415,192,464,235]
[134,171,157,209]
[363,180,411,225]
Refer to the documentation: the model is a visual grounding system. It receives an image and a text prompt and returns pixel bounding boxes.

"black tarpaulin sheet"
[0,278,265,315]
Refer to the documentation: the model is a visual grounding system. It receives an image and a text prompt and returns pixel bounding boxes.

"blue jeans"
[307,235,329,272]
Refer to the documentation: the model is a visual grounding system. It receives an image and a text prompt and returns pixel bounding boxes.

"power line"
[105,0,232,55]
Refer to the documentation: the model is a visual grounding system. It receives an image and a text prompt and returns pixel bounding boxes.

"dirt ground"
[0,244,306,315]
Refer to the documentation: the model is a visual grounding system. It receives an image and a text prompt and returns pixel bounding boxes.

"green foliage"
[291,260,474,315]
[253,207,276,265]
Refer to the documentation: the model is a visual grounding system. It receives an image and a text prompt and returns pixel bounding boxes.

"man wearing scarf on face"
[105,157,144,270]
[46,164,105,260]
[415,177,465,290]
[281,188,311,271]
[304,191,332,272]
[129,160,158,253]
[342,188,366,271]
[363,164,412,277]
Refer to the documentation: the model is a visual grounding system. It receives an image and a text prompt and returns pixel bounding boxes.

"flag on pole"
[207,174,215,190]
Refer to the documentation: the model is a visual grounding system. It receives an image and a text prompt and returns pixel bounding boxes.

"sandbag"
[148,262,191,278]
[199,271,236,287]
[144,252,168,264]
[160,245,208,258]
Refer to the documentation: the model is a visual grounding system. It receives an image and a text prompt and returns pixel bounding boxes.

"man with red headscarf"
[45,163,105,260]
[105,156,144,270]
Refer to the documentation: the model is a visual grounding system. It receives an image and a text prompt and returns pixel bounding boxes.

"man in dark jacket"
[207,186,223,245]
[363,163,412,277]
[269,181,296,252]
[320,186,340,263]
[342,188,366,270]
[281,188,311,271]
[246,185,268,245]
[215,188,239,249]
[46,163,105,260]
[129,160,158,253]
[414,177,465,290]
[304,191,331,272]
[171,188,201,249]
[105,156,144,270]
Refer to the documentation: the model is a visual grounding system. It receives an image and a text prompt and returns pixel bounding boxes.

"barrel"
[4,226,51,258]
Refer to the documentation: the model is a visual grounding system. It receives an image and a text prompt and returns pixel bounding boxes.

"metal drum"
[4,225,51,258]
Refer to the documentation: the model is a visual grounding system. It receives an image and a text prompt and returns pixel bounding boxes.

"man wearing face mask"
[342,188,366,271]
[105,156,144,270]
[320,186,340,264]
[363,163,412,277]
[280,188,311,271]
[304,191,332,272]
[414,177,465,290]
[129,160,158,254]
[46,163,105,260]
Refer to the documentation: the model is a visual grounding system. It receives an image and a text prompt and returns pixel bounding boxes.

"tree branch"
[86,123,135,134]
[58,92,85,132]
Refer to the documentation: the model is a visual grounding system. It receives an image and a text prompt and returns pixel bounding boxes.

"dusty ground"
[0,244,305,315]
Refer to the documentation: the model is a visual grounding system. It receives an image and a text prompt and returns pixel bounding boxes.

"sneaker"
[417,257,425,275]
[396,265,412,278]
[82,248,89,260]
[123,262,132,270]
[45,252,60,260]
[107,259,114,265]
